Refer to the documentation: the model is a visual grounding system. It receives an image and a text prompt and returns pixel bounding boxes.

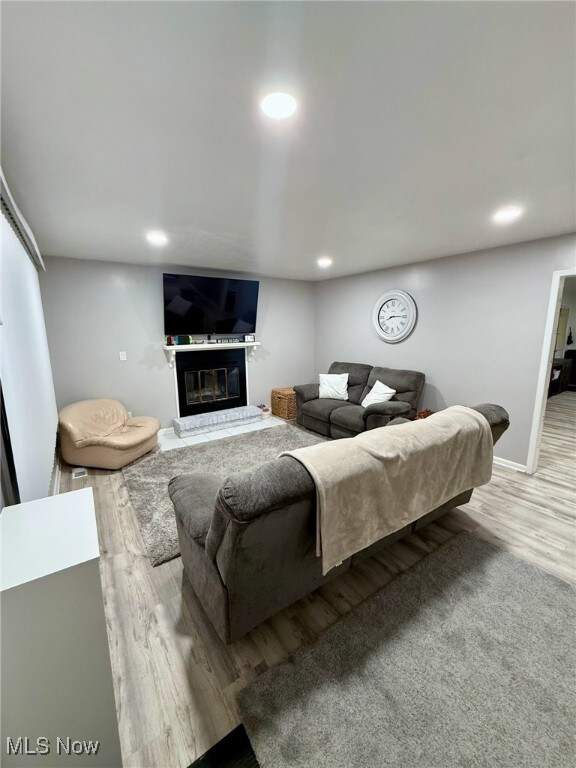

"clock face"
[372,291,417,343]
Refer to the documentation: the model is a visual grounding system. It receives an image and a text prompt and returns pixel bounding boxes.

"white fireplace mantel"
[162,341,261,369]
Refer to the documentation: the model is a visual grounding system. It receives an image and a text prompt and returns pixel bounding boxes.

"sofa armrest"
[386,416,411,426]
[168,472,223,543]
[472,403,510,444]
[217,457,315,523]
[293,383,320,403]
[293,383,320,424]
[362,400,411,421]
[381,404,510,447]
[205,456,316,559]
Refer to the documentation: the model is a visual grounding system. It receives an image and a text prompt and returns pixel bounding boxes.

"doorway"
[527,269,576,474]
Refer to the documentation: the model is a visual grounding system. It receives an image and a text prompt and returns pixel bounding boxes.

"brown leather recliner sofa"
[58,398,160,470]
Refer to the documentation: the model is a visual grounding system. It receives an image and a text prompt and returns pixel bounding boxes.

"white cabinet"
[1,488,122,767]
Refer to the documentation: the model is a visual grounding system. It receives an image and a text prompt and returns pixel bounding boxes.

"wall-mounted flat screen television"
[163,273,259,335]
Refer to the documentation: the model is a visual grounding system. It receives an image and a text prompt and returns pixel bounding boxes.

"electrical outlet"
[119,351,127,361]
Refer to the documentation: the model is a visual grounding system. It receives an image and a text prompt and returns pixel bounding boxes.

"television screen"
[163,273,259,335]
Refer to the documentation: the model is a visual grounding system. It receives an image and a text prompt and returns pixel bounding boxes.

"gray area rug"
[123,424,326,566]
[238,533,576,768]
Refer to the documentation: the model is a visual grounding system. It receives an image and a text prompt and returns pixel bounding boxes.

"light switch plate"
[119,351,127,361]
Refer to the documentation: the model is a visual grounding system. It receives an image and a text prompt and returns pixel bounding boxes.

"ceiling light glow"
[317,256,333,269]
[145,230,169,246]
[491,205,524,225]
[260,92,298,120]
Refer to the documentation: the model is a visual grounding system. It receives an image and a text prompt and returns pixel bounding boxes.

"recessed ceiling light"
[260,92,298,120]
[491,205,524,225]
[317,256,333,269]
[145,230,168,246]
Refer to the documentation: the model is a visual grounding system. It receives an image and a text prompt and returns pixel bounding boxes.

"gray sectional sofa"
[294,361,425,438]
[169,403,510,644]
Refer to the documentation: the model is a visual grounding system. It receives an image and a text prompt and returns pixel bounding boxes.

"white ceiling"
[2,1,575,281]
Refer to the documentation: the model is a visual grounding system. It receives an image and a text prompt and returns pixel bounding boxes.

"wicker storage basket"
[271,387,297,420]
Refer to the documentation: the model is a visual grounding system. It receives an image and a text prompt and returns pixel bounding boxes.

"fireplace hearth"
[175,349,247,417]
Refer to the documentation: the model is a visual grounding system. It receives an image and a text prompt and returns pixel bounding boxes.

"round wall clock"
[372,290,417,343]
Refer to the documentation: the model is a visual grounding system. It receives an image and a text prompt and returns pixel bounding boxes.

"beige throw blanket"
[282,406,493,575]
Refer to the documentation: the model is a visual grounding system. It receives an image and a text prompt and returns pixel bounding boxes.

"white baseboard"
[493,455,526,473]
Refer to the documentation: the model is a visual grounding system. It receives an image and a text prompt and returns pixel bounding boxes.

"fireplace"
[184,367,241,406]
[175,349,247,417]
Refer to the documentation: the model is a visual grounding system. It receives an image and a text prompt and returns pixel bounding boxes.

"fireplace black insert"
[175,349,247,417]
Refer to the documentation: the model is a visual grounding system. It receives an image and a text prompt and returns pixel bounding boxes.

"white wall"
[36,235,576,465]
[314,234,576,466]
[1,213,58,503]
[39,257,316,427]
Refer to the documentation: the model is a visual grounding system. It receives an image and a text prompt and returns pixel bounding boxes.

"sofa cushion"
[301,413,332,438]
[361,380,396,408]
[330,404,366,433]
[319,373,349,400]
[364,401,411,430]
[360,366,425,417]
[363,400,411,419]
[168,472,223,545]
[328,362,373,404]
[302,398,350,424]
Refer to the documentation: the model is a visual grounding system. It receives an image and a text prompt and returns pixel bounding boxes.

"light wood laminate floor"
[59,392,576,767]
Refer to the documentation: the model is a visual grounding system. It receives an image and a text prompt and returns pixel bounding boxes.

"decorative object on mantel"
[122,424,326,566]
[271,387,297,420]
[567,326,573,345]
[244,333,256,343]
[162,340,261,368]
[416,409,435,419]
[372,290,417,343]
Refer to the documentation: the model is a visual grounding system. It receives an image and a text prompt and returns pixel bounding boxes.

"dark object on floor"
[238,532,576,768]
[564,349,576,390]
[189,726,259,768]
[548,357,572,397]
[170,404,509,643]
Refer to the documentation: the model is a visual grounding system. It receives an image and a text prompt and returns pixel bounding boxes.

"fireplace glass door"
[185,367,240,405]
[175,349,247,417]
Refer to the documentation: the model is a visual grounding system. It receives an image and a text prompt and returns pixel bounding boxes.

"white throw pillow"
[319,373,349,401]
[361,380,396,408]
